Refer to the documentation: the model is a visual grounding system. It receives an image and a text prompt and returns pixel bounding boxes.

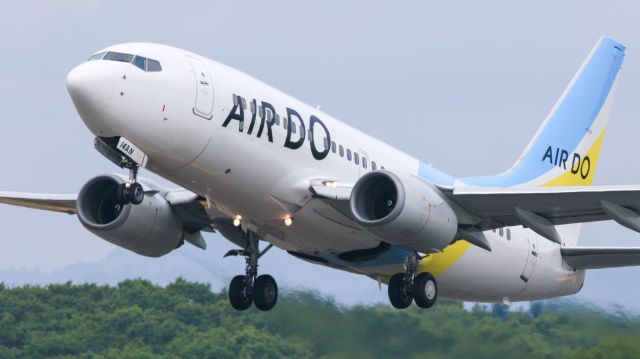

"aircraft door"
[520,230,539,283]
[186,55,214,120]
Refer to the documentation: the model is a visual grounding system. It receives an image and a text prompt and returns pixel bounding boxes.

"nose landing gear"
[388,252,438,309]
[93,137,146,206]
[116,165,144,205]
[225,231,277,311]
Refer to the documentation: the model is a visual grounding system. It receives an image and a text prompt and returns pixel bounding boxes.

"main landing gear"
[116,165,144,205]
[225,231,278,311]
[388,252,438,309]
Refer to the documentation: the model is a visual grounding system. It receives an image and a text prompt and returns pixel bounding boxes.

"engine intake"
[350,170,458,253]
[77,174,183,257]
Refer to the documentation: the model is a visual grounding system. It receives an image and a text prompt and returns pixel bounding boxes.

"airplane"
[1,36,639,311]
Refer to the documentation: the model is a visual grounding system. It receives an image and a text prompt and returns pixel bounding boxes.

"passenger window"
[275,114,280,126]
[308,129,312,141]
[283,117,288,129]
[506,228,511,240]
[324,138,329,150]
[354,152,360,165]
[258,106,264,118]
[133,56,146,71]
[347,149,352,161]
[499,228,504,237]
[250,101,256,114]
[147,59,162,72]
[104,52,134,63]
[291,122,297,134]
[233,94,238,106]
[371,161,377,170]
[331,141,336,153]
[241,97,247,110]
[266,108,272,123]
[363,157,368,169]
[381,166,385,170]
[339,145,344,157]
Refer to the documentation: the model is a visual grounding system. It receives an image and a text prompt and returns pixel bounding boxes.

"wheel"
[413,272,438,308]
[388,273,413,309]
[253,274,278,311]
[128,182,144,205]
[229,275,252,311]
[116,183,130,205]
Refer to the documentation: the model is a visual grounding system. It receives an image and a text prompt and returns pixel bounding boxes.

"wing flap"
[450,184,640,228]
[561,247,640,269]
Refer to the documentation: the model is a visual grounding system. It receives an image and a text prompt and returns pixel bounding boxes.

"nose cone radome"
[66,61,114,117]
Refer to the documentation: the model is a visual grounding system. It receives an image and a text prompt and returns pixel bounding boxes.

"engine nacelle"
[76,174,183,257]
[350,170,458,253]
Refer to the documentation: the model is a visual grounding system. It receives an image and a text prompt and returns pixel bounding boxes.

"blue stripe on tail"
[459,36,625,188]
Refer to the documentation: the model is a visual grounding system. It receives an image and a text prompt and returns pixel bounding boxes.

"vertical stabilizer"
[460,36,625,245]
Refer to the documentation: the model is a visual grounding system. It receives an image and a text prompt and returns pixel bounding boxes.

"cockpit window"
[103,52,134,63]
[133,55,146,71]
[147,59,162,72]
[88,52,106,61]
[88,51,162,72]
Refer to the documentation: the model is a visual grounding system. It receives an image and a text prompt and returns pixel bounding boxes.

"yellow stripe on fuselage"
[418,240,471,276]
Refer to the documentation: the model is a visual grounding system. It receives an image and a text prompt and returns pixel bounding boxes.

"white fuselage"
[68,43,584,303]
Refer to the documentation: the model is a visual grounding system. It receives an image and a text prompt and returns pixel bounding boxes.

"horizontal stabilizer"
[561,247,640,269]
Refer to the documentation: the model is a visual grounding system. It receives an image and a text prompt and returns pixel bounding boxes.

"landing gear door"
[186,56,214,120]
[520,230,539,283]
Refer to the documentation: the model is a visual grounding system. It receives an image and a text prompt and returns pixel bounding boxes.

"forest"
[0,278,639,358]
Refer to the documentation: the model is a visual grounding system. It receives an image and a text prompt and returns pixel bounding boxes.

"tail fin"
[461,36,625,189]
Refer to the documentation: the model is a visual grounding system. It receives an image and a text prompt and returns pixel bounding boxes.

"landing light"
[125,182,131,188]
[284,216,293,227]
[323,181,338,188]
[233,215,242,227]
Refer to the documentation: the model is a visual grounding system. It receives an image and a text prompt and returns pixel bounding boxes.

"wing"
[562,247,640,269]
[0,192,77,214]
[0,188,216,249]
[444,184,640,243]
[311,179,640,247]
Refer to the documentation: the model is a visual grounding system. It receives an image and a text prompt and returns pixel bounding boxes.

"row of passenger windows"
[492,227,511,240]
[88,51,162,72]
[233,94,385,171]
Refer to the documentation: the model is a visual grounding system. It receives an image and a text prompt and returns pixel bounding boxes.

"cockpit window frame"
[88,51,163,72]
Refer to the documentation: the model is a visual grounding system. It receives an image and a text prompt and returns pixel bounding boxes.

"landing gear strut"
[388,252,438,309]
[116,165,144,205]
[226,231,277,311]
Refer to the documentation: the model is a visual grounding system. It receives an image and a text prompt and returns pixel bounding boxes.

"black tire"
[413,272,438,308]
[128,182,144,205]
[388,273,413,309]
[229,275,252,311]
[116,184,130,205]
[253,274,278,311]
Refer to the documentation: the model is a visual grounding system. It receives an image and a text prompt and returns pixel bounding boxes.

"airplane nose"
[66,62,114,116]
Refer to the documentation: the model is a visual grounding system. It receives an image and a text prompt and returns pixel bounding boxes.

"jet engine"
[76,174,184,257]
[350,170,458,253]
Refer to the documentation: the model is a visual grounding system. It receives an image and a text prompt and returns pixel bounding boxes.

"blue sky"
[1,1,640,308]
